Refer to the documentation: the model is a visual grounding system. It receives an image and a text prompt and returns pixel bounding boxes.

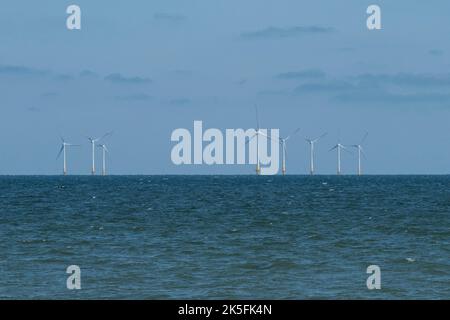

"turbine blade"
[360,132,368,145]
[259,131,278,142]
[255,106,259,129]
[56,145,64,159]
[342,146,353,155]
[360,147,367,159]
[329,145,338,151]
[245,134,256,145]
[315,132,327,141]
[100,131,113,141]
[285,127,301,141]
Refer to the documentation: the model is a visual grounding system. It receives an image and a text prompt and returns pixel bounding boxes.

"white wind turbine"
[305,133,327,175]
[351,133,368,175]
[57,137,80,175]
[87,132,112,175]
[247,105,268,175]
[278,128,301,175]
[329,138,351,175]
[97,144,109,176]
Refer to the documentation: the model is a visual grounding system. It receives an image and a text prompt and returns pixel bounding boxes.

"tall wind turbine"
[329,140,351,175]
[351,133,368,175]
[279,128,300,175]
[305,133,327,175]
[56,137,80,175]
[247,105,266,175]
[87,132,112,175]
[97,144,109,176]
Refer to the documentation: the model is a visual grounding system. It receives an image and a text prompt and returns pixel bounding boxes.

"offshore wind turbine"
[56,137,80,175]
[351,133,368,175]
[278,128,300,175]
[87,132,112,175]
[97,144,109,176]
[247,105,266,175]
[329,140,351,175]
[305,133,327,175]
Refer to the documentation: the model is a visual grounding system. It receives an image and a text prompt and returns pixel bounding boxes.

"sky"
[1,0,450,174]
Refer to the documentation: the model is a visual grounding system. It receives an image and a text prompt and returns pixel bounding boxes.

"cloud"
[169,98,191,105]
[334,92,450,104]
[276,69,326,80]
[105,73,152,85]
[27,106,40,112]
[79,70,98,78]
[429,49,444,56]
[114,93,153,102]
[356,73,450,87]
[53,74,74,82]
[40,92,58,99]
[294,80,354,94]
[153,13,187,22]
[240,26,334,39]
[0,65,48,76]
[289,71,450,106]
[257,89,288,96]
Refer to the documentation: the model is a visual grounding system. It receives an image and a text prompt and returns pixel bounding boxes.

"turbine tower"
[329,141,350,175]
[305,133,327,175]
[278,128,300,175]
[247,105,265,175]
[87,132,112,175]
[255,105,261,175]
[97,144,109,176]
[56,137,80,175]
[351,133,368,175]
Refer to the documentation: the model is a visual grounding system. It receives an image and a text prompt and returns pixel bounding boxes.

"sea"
[0,175,449,299]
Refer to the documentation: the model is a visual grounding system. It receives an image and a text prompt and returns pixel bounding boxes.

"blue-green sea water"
[0,175,449,299]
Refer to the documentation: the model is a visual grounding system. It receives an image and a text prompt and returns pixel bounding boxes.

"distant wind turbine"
[87,132,112,175]
[305,133,327,175]
[97,144,109,176]
[351,133,368,175]
[278,128,301,175]
[56,137,80,175]
[329,140,351,175]
[247,105,267,175]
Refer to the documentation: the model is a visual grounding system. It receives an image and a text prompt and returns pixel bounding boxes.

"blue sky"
[1,0,450,174]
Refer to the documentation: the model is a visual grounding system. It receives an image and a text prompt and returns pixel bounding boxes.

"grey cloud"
[0,65,48,76]
[356,73,450,87]
[154,13,187,22]
[287,71,450,106]
[257,89,288,96]
[335,92,450,105]
[54,74,74,82]
[169,98,191,105]
[429,49,444,56]
[276,69,326,80]
[105,73,152,85]
[114,93,153,102]
[80,70,98,78]
[27,106,40,112]
[40,92,58,99]
[294,80,354,94]
[240,26,334,40]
